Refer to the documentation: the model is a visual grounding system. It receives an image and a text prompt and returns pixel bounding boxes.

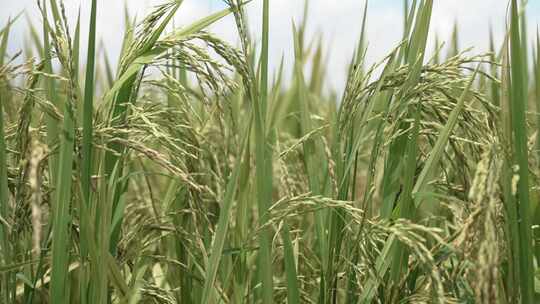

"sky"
[2,0,540,91]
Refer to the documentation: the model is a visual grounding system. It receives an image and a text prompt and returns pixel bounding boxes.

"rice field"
[1,0,540,303]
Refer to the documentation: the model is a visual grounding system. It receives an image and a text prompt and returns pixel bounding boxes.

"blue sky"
[2,0,539,90]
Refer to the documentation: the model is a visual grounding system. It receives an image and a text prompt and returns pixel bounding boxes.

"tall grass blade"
[255,0,275,303]
[81,0,97,224]
[509,0,534,302]
[79,0,97,302]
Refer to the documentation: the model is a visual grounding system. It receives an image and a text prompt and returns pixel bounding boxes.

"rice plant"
[1,0,540,303]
